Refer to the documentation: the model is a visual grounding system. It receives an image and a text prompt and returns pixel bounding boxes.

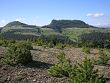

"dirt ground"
[0,46,110,83]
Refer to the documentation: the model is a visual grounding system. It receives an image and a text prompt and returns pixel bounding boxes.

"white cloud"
[86,13,93,17]
[86,13,105,17]
[94,13,104,17]
[0,20,7,27]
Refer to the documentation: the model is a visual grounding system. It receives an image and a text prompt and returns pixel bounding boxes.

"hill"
[0,20,109,41]
[1,21,40,33]
[4,21,39,28]
[0,21,41,40]
[42,20,94,30]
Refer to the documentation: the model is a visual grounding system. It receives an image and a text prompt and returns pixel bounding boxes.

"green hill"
[0,21,41,40]
[43,20,91,28]
[0,20,110,41]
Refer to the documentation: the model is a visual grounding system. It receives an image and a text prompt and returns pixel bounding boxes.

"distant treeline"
[79,32,110,48]
[1,30,110,48]
[0,32,38,40]
[0,32,74,48]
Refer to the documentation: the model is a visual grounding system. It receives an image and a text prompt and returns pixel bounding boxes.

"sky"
[0,0,110,27]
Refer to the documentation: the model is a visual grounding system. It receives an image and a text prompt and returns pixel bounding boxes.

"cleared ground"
[0,46,110,83]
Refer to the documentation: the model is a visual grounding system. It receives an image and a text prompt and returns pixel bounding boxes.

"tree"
[48,52,72,77]
[70,57,103,83]
[96,49,110,65]
[3,43,32,65]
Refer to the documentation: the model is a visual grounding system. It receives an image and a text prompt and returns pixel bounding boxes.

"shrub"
[0,40,3,46]
[35,38,44,46]
[48,53,103,83]
[55,43,65,49]
[48,65,62,77]
[0,40,8,47]
[48,52,72,77]
[96,49,110,65]
[3,44,32,65]
[70,57,103,83]
[16,41,33,50]
[82,47,90,54]
[0,39,16,47]
[47,42,54,48]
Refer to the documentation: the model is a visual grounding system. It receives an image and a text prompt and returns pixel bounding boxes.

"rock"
[7,76,11,81]
[1,65,9,70]
[32,79,37,82]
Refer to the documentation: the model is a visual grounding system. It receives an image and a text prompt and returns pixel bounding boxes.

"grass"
[41,28,60,35]
[62,28,110,41]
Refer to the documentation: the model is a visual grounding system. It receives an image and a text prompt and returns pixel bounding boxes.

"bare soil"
[0,46,110,83]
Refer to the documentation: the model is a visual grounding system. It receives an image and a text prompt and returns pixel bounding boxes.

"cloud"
[86,13,105,17]
[86,13,93,17]
[0,20,7,27]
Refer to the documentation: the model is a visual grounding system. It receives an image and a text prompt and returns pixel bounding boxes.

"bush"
[55,43,65,49]
[0,39,16,47]
[47,42,54,48]
[95,49,110,65]
[70,57,103,83]
[3,44,32,65]
[48,53,103,83]
[16,41,33,50]
[0,40,9,47]
[48,65,62,77]
[48,52,72,77]
[82,47,90,54]
[35,38,44,46]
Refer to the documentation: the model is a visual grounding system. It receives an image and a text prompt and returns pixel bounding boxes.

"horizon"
[0,0,110,27]
[0,20,96,28]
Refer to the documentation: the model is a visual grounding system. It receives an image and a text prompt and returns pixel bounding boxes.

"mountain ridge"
[2,20,96,29]
[42,19,95,29]
[4,21,39,28]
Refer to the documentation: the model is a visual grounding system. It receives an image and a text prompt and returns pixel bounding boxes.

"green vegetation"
[79,32,110,48]
[0,39,16,47]
[95,49,110,65]
[82,47,90,54]
[55,43,66,49]
[33,34,74,48]
[0,21,41,40]
[3,42,32,65]
[48,52,72,77]
[42,20,92,33]
[42,20,90,29]
[1,21,110,49]
[62,28,92,41]
[70,57,103,83]
[15,41,33,50]
[1,20,110,83]
[41,28,60,35]
[48,53,103,83]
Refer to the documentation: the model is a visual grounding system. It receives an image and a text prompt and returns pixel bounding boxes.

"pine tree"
[70,57,103,83]
[97,49,110,65]
[48,52,72,77]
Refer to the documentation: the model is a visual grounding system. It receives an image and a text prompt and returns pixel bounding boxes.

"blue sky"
[0,0,110,26]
